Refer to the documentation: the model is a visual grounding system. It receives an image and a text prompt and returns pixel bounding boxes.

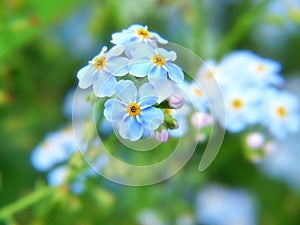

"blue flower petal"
[128,60,152,77]
[138,83,158,108]
[93,71,117,97]
[128,117,143,141]
[115,80,137,104]
[140,107,164,130]
[106,56,129,76]
[156,48,176,61]
[119,120,132,140]
[166,63,184,82]
[77,65,95,88]
[127,43,154,59]
[149,65,168,79]
[104,99,127,122]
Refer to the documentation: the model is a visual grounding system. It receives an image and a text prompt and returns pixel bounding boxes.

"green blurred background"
[1,0,300,224]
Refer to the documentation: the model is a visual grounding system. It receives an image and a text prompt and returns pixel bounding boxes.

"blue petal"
[93,71,117,97]
[127,43,154,59]
[128,117,143,141]
[128,60,152,77]
[104,99,127,122]
[115,80,137,104]
[166,63,184,82]
[77,65,95,88]
[156,48,176,61]
[138,83,158,108]
[106,56,129,76]
[140,107,164,130]
[149,65,168,79]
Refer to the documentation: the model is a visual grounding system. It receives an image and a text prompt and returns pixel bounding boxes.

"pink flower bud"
[168,93,184,109]
[191,112,213,129]
[155,129,169,142]
[246,132,265,149]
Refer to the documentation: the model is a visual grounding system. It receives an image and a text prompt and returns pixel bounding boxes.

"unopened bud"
[191,112,213,129]
[155,129,169,142]
[246,132,265,149]
[168,93,184,109]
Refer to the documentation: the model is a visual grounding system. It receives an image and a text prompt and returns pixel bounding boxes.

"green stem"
[215,0,271,59]
[0,186,56,221]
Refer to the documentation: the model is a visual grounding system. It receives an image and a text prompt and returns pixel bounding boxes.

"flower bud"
[168,93,184,109]
[246,132,265,149]
[155,129,169,142]
[191,112,213,129]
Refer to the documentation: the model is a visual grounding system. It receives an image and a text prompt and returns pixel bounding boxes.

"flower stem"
[0,186,56,221]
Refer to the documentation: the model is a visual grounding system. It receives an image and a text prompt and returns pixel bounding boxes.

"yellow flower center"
[256,63,266,73]
[93,56,106,70]
[152,54,166,66]
[276,105,287,118]
[127,103,141,117]
[137,28,150,39]
[231,98,244,110]
[193,88,203,97]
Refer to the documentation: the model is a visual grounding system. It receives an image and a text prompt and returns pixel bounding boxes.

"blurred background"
[0,0,300,224]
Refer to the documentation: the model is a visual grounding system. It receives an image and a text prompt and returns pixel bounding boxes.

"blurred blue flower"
[31,128,77,171]
[259,132,300,190]
[111,24,168,48]
[77,46,129,97]
[218,50,284,88]
[104,80,164,141]
[220,86,261,133]
[128,43,184,86]
[196,184,257,225]
[260,88,300,139]
[137,209,166,225]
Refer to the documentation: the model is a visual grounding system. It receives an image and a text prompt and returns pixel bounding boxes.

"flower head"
[111,24,168,48]
[104,80,164,141]
[128,43,184,86]
[260,89,300,139]
[77,46,129,97]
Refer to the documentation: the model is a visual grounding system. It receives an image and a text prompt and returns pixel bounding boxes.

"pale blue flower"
[259,133,300,190]
[104,80,164,141]
[196,184,257,225]
[218,51,284,88]
[220,86,261,133]
[260,88,300,139]
[128,43,184,85]
[111,24,167,48]
[77,46,129,97]
[31,128,77,171]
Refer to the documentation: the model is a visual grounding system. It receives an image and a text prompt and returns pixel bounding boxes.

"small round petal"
[128,117,143,141]
[77,65,95,88]
[105,45,124,58]
[93,71,117,97]
[128,43,154,59]
[165,63,184,82]
[115,80,137,104]
[149,31,168,44]
[104,99,127,122]
[156,48,176,61]
[128,60,152,77]
[140,107,164,130]
[138,83,158,108]
[106,56,129,76]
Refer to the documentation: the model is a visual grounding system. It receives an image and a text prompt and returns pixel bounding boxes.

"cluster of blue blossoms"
[77,24,185,141]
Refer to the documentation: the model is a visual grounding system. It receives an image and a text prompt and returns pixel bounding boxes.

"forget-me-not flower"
[260,88,300,139]
[77,46,129,97]
[111,24,168,48]
[128,43,184,86]
[104,80,164,141]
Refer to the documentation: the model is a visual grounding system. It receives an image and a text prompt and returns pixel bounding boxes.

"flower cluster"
[77,24,185,141]
[197,51,300,140]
